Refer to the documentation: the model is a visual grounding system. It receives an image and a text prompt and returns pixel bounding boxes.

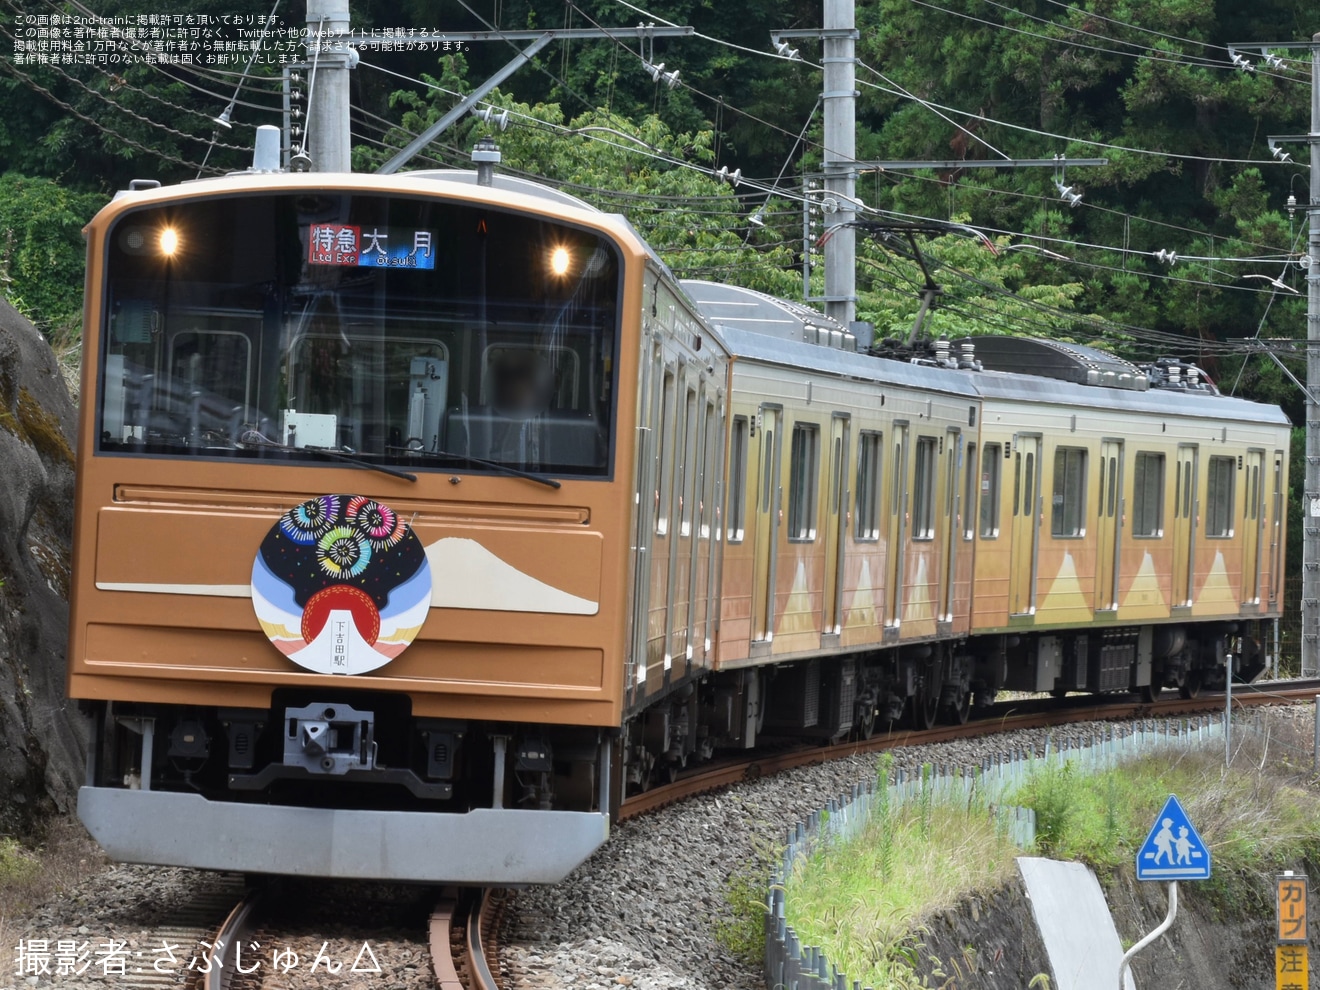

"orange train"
[70,162,1289,884]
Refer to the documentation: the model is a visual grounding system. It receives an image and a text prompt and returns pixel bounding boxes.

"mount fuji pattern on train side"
[97,536,598,615]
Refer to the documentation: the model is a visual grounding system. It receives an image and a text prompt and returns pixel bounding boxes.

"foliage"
[1011,733,1320,881]
[0,173,104,332]
[712,827,780,966]
[783,778,1020,989]
[354,67,804,296]
[0,838,39,887]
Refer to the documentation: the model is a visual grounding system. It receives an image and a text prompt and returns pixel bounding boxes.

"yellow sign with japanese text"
[1276,944,1308,990]
[1277,875,1309,944]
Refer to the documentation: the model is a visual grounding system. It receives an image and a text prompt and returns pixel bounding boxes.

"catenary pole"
[1244,34,1320,674]
[1307,35,1320,676]
[821,0,857,329]
[305,0,353,172]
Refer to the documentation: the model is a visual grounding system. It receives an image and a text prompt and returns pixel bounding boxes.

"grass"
[0,818,107,952]
[768,715,1320,990]
[781,762,1022,989]
[1012,724,1320,886]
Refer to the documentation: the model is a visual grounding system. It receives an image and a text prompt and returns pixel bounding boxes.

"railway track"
[178,677,1316,988]
[619,677,1320,819]
[194,884,502,990]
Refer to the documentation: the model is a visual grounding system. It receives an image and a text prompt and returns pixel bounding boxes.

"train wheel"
[1178,669,1203,700]
[855,701,877,741]
[1138,682,1164,704]
[909,691,939,731]
[944,690,971,726]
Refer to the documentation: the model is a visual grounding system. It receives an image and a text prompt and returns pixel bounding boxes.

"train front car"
[70,172,644,883]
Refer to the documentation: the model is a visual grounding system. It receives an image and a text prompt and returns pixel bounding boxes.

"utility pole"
[774,15,859,329]
[304,0,352,172]
[1260,33,1320,676]
[821,0,857,329]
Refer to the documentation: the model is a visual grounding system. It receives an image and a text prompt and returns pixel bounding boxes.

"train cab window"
[980,443,1002,537]
[97,191,621,478]
[1207,455,1236,537]
[1132,452,1165,537]
[1050,447,1087,538]
[727,416,749,543]
[855,431,882,541]
[912,436,938,540]
[788,423,820,542]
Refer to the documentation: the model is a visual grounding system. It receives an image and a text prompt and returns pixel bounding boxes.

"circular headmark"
[251,494,432,675]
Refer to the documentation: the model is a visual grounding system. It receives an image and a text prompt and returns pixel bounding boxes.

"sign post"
[1276,872,1309,990]
[1120,796,1212,990]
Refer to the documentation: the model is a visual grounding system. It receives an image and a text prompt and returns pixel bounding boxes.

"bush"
[0,172,105,334]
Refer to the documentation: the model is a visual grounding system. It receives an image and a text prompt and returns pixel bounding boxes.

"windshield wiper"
[240,437,417,483]
[305,446,418,482]
[387,445,562,489]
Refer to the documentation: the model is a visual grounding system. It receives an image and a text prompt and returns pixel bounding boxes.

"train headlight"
[159,227,179,256]
[549,245,570,276]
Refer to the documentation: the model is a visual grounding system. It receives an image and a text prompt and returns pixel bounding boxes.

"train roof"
[680,281,856,350]
[711,325,1289,427]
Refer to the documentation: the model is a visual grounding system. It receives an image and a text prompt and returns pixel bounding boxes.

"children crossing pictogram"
[1136,795,1211,881]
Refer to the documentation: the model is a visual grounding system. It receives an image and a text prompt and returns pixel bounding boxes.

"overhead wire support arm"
[372,25,694,175]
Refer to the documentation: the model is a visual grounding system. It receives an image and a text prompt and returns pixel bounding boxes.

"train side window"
[655,369,676,536]
[980,443,1001,537]
[912,436,938,540]
[680,388,698,537]
[702,400,718,540]
[1206,455,1235,538]
[1132,452,1165,537]
[727,416,748,543]
[1051,447,1086,537]
[788,423,820,542]
[1248,461,1260,520]
[963,442,978,539]
[855,431,883,541]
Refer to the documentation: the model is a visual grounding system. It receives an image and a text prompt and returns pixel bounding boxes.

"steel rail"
[619,680,1320,820]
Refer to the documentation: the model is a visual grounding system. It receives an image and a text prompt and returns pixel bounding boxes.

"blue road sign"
[1136,795,1211,881]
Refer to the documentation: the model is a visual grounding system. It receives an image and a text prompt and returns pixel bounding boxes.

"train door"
[940,428,961,621]
[628,339,662,697]
[885,422,910,629]
[1172,445,1198,607]
[661,373,691,676]
[1095,439,1124,611]
[1243,449,1264,605]
[751,405,783,643]
[823,414,850,638]
[693,397,721,659]
[1269,451,1284,609]
[1009,434,1041,615]
[685,394,711,661]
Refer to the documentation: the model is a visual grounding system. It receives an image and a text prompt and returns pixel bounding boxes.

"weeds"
[783,781,1020,989]
[713,829,780,966]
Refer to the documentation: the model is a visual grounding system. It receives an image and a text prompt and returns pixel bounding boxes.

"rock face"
[0,298,84,831]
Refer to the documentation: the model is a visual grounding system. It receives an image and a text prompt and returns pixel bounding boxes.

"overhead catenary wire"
[604,0,1303,170]
[357,57,1300,303]
[0,58,224,173]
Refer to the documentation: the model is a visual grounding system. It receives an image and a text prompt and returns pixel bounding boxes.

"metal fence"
[763,716,1227,990]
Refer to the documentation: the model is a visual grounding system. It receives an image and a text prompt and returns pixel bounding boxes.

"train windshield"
[98,191,622,478]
